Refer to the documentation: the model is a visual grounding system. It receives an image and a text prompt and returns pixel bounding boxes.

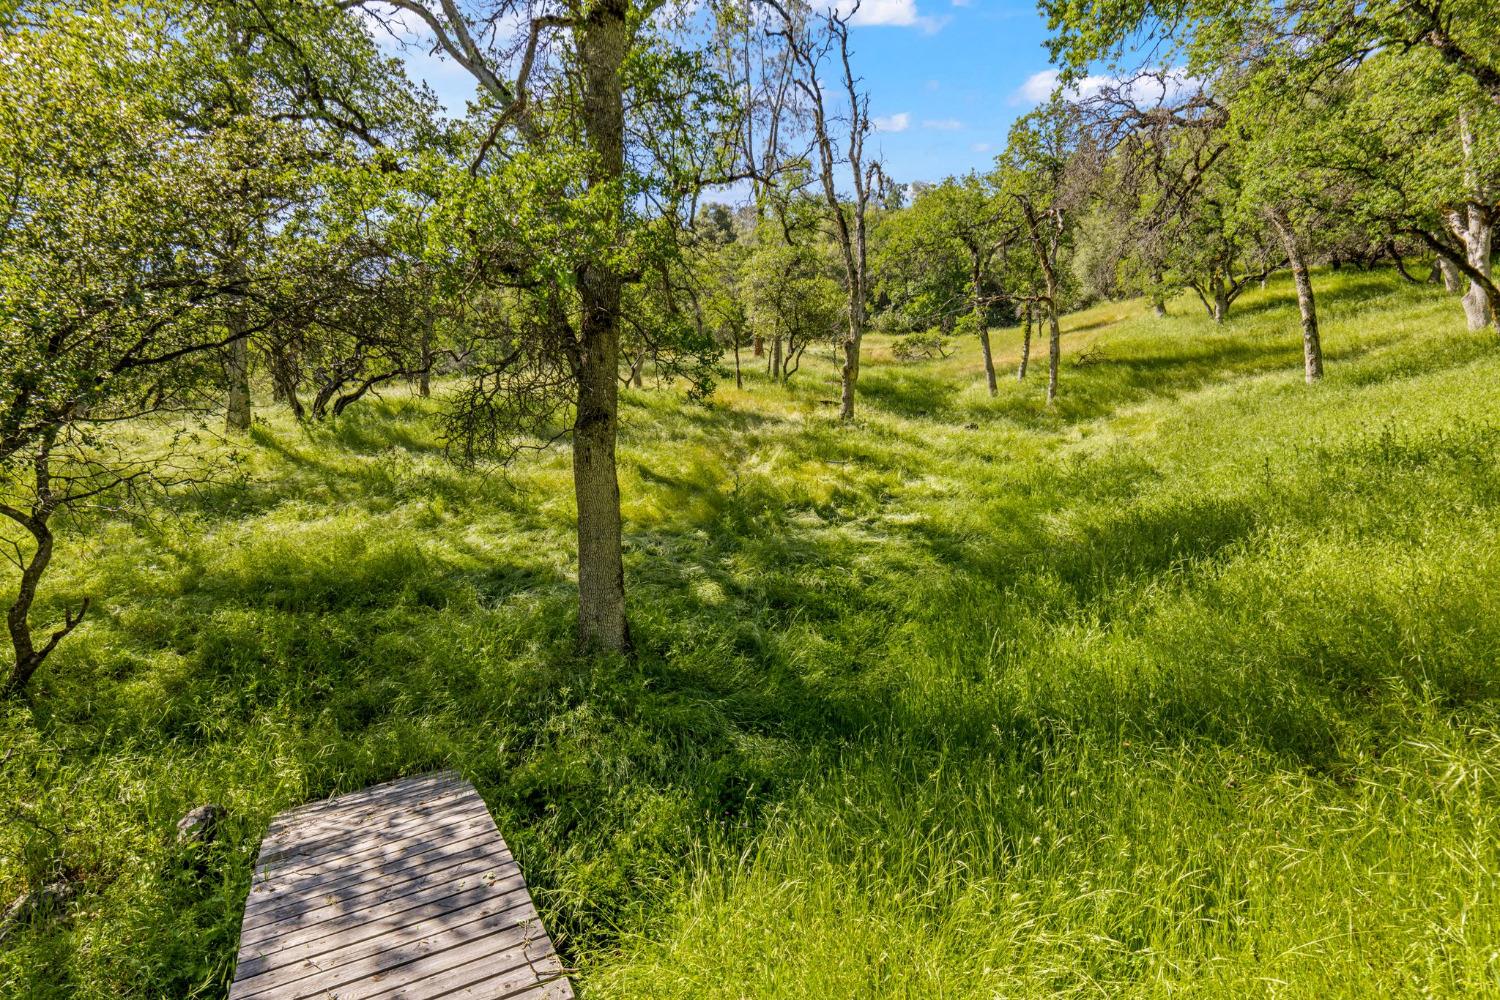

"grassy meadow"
[4,268,1500,997]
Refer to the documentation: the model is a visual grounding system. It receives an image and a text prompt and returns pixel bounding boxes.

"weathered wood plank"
[244,814,502,914]
[230,772,571,1000]
[240,832,505,928]
[234,888,540,990]
[255,784,476,866]
[235,899,549,999]
[238,865,526,952]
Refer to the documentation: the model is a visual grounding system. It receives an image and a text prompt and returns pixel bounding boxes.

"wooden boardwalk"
[229,771,572,1000]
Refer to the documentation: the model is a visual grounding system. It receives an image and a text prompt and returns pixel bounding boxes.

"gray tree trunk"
[1212,283,1230,325]
[572,0,631,653]
[1269,208,1323,383]
[1461,204,1493,331]
[974,266,996,396]
[1017,304,1031,381]
[1456,109,1495,330]
[1440,257,1463,293]
[839,306,861,419]
[978,323,997,396]
[1046,300,1061,406]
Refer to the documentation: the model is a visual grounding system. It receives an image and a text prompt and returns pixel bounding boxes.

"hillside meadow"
[4,268,1500,997]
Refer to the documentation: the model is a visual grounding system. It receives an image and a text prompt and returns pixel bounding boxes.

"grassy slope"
[4,269,1500,998]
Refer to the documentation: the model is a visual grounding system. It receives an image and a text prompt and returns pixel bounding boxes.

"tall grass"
[3,269,1499,997]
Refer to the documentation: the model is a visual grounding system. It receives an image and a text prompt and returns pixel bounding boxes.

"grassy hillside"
[5,268,1500,997]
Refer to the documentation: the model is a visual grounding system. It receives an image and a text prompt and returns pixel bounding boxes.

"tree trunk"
[1461,203,1494,330]
[839,309,861,419]
[1440,257,1463,293]
[770,331,783,382]
[1270,208,1323,383]
[1046,300,1061,406]
[1456,109,1495,330]
[572,0,631,653]
[418,321,432,398]
[630,353,645,388]
[225,333,252,432]
[1150,269,1167,317]
[978,323,997,396]
[752,332,764,357]
[5,517,54,698]
[973,263,996,396]
[1212,279,1230,324]
[734,335,743,390]
[1017,303,1031,381]
[3,442,85,698]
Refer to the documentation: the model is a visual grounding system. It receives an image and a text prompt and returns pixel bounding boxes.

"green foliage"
[890,331,955,361]
[5,269,1500,996]
[743,233,844,379]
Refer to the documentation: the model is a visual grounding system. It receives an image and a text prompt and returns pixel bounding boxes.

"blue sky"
[831,0,1063,184]
[382,1,1065,188]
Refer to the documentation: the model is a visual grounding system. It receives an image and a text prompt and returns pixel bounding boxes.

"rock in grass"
[176,804,224,847]
[0,880,77,944]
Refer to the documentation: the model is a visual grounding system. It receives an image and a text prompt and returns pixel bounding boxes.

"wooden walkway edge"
[229,771,573,1000]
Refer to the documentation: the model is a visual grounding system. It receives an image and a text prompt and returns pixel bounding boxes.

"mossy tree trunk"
[572,0,631,653]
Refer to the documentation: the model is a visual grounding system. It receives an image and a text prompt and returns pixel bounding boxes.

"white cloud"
[922,118,964,130]
[970,141,993,153]
[834,0,948,32]
[873,111,911,132]
[1011,66,1200,107]
[1011,68,1109,106]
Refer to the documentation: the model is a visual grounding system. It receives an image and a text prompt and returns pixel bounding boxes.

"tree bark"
[1456,108,1495,330]
[572,0,631,653]
[978,322,997,396]
[5,516,55,697]
[1017,303,1031,381]
[225,333,252,432]
[1440,256,1463,293]
[1461,204,1493,331]
[3,440,86,698]
[1269,208,1323,383]
[1046,300,1061,406]
[838,287,862,419]
[418,320,432,398]
[1150,269,1167,316]
[1212,280,1230,325]
[973,261,996,396]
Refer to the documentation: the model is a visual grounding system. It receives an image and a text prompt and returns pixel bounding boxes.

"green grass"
[5,268,1500,997]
